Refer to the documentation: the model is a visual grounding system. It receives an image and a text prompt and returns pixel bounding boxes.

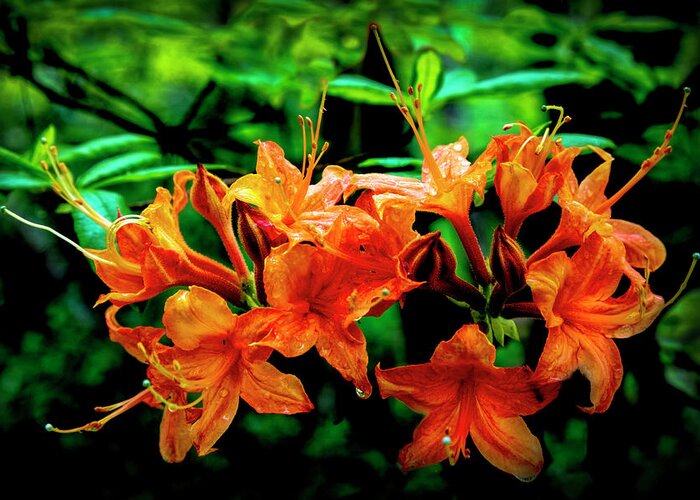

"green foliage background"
[0,0,698,498]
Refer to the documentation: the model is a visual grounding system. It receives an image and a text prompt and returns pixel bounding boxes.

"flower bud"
[490,225,527,296]
[400,231,485,310]
[236,201,287,303]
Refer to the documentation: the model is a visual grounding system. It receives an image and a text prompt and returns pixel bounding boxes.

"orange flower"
[527,146,666,271]
[45,306,200,464]
[90,175,242,307]
[526,233,664,413]
[136,285,316,456]
[376,324,557,480]
[258,210,420,396]
[230,89,355,247]
[490,110,580,238]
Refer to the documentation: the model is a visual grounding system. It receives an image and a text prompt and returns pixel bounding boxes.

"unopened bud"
[490,225,527,296]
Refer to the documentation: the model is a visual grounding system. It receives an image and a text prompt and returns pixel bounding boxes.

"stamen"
[44,389,150,433]
[443,430,456,465]
[106,214,151,273]
[663,252,699,310]
[40,142,112,230]
[1,206,115,266]
[136,342,192,390]
[142,379,203,411]
[370,24,446,191]
[597,87,690,212]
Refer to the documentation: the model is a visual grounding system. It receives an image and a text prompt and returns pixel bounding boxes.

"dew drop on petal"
[355,387,369,399]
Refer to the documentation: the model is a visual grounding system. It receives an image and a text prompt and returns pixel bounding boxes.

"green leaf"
[59,134,157,164]
[30,125,56,166]
[88,164,201,189]
[0,171,51,190]
[76,151,162,187]
[434,69,600,104]
[303,418,350,458]
[240,413,302,445]
[71,189,128,250]
[0,146,40,172]
[557,133,617,150]
[656,288,700,365]
[413,49,443,114]
[357,157,423,169]
[488,316,520,346]
[590,13,677,32]
[327,75,396,106]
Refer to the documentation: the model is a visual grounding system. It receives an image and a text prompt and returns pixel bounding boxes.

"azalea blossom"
[258,209,420,396]
[376,324,558,479]
[526,233,664,412]
[138,285,316,455]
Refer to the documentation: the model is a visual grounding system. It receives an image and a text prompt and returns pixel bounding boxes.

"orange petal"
[470,406,543,481]
[159,392,194,463]
[575,330,623,413]
[375,363,458,413]
[191,371,241,456]
[163,286,234,350]
[241,360,313,414]
[397,406,459,471]
[610,218,666,271]
[315,322,372,397]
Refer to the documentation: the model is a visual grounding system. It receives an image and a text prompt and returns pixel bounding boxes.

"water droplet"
[355,387,369,399]
[453,142,462,151]
[219,388,229,398]
[441,435,452,445]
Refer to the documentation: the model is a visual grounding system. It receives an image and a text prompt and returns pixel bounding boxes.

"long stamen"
[596,87,691,213]
[106,214,151,273]
[45,389,149,433]
[1,206,115,266]
[142,379,203,411]
[291,85,330,214]
[136,342,192,390]
[41,141,112,230]
[663,252,699,310]
[370,24,446,190]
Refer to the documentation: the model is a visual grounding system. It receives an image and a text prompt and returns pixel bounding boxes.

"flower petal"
[191,371,241,456]
[470,406,543,481]
[163,286,234,350]
[241,360,313,414]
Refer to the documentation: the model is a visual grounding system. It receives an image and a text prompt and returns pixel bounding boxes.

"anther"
[45,423,55,432]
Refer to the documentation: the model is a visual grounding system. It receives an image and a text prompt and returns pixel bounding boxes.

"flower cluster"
[6,37,692,481]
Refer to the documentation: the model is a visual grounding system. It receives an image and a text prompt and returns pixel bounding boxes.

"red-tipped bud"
[490,225,527,296]
[190,164,229,226]
[236,201,287,303]
[400,232,486,310]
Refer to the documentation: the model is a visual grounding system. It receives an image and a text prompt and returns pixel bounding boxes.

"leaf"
[0,171,51,190]
[29,125,56,166]
[59,134,157,164]
[88,164,200,189]
[76,151,162,187]
[71,189,128,250]
[434,69,600,104]
[488,316,520,346]
[0,146,40,172]
[413,49,443,114]
[590,13,677,32]
[357,157,423,169]
[557,133,617,150]
[656,288,700,365]
[327,75,396,106]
